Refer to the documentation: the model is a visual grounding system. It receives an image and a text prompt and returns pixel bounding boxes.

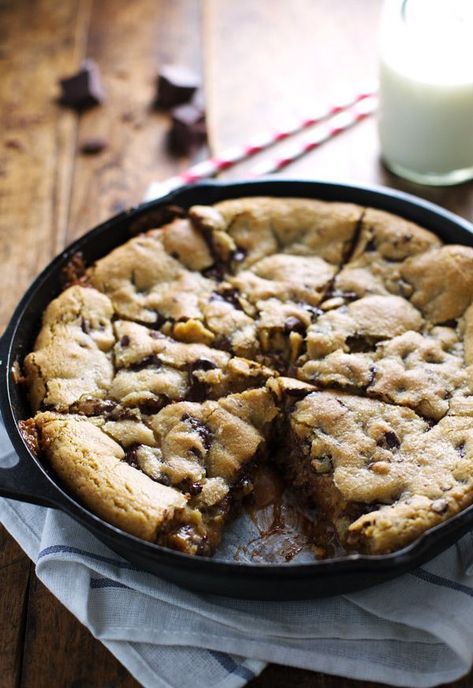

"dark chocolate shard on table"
[59,59,105,111]
[167,100,207,156]
[155,64,200,109]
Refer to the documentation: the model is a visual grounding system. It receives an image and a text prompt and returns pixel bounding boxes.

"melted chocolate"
[180,413,212,450]
[377,430,400,450]
[187,359,218,401]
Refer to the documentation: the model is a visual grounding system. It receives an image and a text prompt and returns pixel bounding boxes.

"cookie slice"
[190,197,364,270]
[87,220,215,325]
[24,285,115,412]
[110,321,275,410]
[32,412,191,543]
[334,208,441,300]
[288,390,473,553]
[298,301,473,420]
[348,413,473,553]
[32,387,279,555]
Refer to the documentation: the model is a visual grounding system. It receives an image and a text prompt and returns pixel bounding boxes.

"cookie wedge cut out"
[32,387,278,555]
[288,391,473,554]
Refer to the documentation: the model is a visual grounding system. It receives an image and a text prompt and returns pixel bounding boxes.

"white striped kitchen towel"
[2,413,473,688]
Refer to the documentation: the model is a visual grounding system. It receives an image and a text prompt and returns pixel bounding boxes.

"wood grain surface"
[0,0,472,687]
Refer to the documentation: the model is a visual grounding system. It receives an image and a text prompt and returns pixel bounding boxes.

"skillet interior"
[2,178,473,600]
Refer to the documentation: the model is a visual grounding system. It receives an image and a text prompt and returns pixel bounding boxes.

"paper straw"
[144,88,377,201]
[249,95,378,177]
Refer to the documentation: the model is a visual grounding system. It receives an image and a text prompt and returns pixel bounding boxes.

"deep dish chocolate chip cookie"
[20,197,473,557]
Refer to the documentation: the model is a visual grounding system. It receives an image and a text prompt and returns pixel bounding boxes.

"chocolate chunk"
[129,354,162,372]
[120,335,130,347]
[60,251,87,289]
[136,312,166,330]
[284,317,306,335]
[456,441,466,458]
[202,264,225,281]
[210,288,242,310]
[168,103,207,156]
[188,359,218,401]
[180,413,212,450]
[346,334,377,353]
[286,386,312,399]
[59,59,105,111]
[138,397,167,415]
[124,446,139,469]
[71,398,117,416]
[189,359,218,373]
[377,431,400,450]
[367,365,377,387]
[108,406,140,421]
[155,65,200,109]
[80,136,108,155]
[303,304,323,319]
[178,478,203,496]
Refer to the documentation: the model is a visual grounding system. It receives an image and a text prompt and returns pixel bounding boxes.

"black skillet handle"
[0,449,60,508]
[0,335,60,509]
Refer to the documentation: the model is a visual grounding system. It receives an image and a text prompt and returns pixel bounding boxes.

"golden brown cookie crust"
[22,197,473,557]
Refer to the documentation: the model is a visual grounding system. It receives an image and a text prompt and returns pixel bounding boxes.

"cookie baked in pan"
[21,197,473,558]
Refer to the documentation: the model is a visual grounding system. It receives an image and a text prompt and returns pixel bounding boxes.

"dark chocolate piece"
[124,446,139,469]
[377,431,400,451]
[209,288,242,310]
[128,355,162,372]
[60,251,87,289]
[59,59,105,111]
[188,359,217,402]
[283,317,305,335]
[346,334,378,353]
[167,103,207,156]
[80,136,108,155]
[180,413,212,450]
[156,65,200,109]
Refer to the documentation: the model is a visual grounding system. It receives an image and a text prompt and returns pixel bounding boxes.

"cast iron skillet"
[1,179,473,600]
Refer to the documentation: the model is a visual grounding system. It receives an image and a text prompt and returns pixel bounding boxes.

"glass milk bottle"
[378,0,473,185]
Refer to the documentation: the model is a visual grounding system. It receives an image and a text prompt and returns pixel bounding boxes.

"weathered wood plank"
[0,525,31,688]
[0,2,90,687]
[0,0,91,332]
[20,576,140,688]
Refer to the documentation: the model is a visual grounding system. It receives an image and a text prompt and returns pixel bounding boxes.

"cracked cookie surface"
[21,197,473,558]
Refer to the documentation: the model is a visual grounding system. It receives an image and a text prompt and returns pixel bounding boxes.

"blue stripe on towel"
[37,544,140,571]
[208,650,256,681]
[412,568,473,598]
[90,577,131,590]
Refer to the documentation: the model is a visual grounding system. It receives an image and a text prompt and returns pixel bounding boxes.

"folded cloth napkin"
[2,413,473,688]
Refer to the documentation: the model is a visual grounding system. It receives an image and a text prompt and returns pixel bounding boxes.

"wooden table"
[1,1,472,686]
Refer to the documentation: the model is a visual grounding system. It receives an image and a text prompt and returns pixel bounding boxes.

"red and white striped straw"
[144,87,377,200]
[249,95,378,177]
